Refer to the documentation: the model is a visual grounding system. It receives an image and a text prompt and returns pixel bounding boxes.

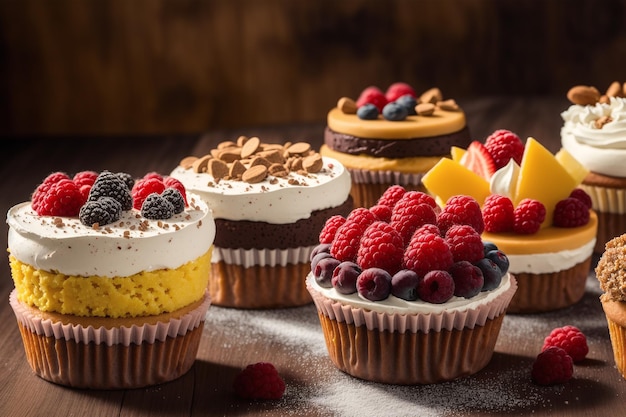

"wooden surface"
[1,97,625,416]
[2,0,626,135]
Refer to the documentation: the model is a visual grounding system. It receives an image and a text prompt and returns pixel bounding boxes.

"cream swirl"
[170,157,351,224]
[7,194,215,278]
[489,159,520,198]
[561,96,626,176]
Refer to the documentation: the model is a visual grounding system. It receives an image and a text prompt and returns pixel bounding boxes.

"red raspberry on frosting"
[319,215,347,244]
[131,177,166,210]
[31,172,71,212]
[437,195,484,235]
[513,198,546,234]
[445,224,484,263]
[553,197,590,228]
[391,202,437,245]
[37,179,84,217]
[404,232,453,278]
[412,224,442,239]
[376,185,407,209]
[542,325,588,363]
[482,194,515,233]
[233,362,286,400]
[330,209,376,262]
[569,188,592,210]
[369,204,392,222]
[163,176,187,205]
[484,129,525,169]
[531,346,573,386]
[357,221,404,274]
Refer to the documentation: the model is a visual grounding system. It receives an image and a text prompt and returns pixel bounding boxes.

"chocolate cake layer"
[213,197,353,249]
[324,126,471,158]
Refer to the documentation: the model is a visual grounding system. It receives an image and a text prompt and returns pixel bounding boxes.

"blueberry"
[449,260,484,299]
[482,241,499,257]
[382,102,408,121]
[486,250,509,276]
[391,269,420,301]
[311,252,333,274]
[395,94,417,115]
[314,257,341,288]
[310,243,331,262]
[418,270,455,304]
[331,261,361,295]
[357,104,379,120]
[475,258,502,291]
[356,268,392,301]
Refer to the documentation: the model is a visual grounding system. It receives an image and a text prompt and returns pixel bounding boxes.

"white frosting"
[6,194,215,278]
[306,272,513,315]
[170,157,351,224]
[561,96,626,176]
[506,238,595,274]
[489,160,520,198]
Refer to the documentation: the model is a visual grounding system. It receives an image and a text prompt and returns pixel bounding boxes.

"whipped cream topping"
[170,157,351,224]
[489,160,520,198]
[307,272,513,316]
[7,194,215,278]
[506,238,595,274]
[561,96,626,176]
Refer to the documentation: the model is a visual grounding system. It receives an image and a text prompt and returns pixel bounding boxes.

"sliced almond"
[268,163,288,177]
[191,155,212,173]
[287,142,311,156]
[303,154,323,173]
[606,81,622,97]
[250,156,271,168]
[420,88,443,104]
[437,99,460,111]
[218,147,242,163]
[208,158,229,179]
[599,95,610,104]
[217,141,237,150]
[236,135,249,147]
[242,165,268,183]
[416,102,436,116]
[567,85,601,105]
[594,115,613,129]
[179,156,197,170]
[229,160,246,179]
[241,136,261,158]
[337,97,358,114]
[258,149,284,164]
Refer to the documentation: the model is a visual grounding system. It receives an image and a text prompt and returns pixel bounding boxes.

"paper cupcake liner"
[581,184,626,214]
[211,246,315,267]
[210,261,312,308]
[507,258,590,314]
[348,169,425,186]
[601,300,626,379]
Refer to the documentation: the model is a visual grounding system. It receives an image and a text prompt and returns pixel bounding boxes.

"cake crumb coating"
[596,234,626,302]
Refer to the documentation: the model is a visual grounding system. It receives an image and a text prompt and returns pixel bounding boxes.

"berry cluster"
[30,170,188,226]
[483,188,591,234]
[312,186,510,304]
[233,362,285,400]
[531,325,588,385]
[462,130,524,179]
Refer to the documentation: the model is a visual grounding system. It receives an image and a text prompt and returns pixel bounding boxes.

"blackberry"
[79,200,112,226]
[162,188,185,214]
[116,171,135,190]
[88,170,132,210]
[357,104,379,120]
[141,193,175,220]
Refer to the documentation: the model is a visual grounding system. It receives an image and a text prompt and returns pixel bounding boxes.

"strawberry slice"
[461,141,497,180]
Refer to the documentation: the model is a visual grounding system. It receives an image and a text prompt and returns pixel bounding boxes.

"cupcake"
[423,131,597,313]
[307,189,517,384]
[321,82,472,208]
[170,137,352,309]
[561,82,626,252]
[7,170,215,389]
[595,233,626,378]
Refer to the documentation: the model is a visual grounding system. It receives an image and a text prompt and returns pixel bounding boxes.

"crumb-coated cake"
[321,82,472,207]
[595,233,626,378]
[561,82,626,252]
[307,189,517,384]
[170,137,352,309]
[423,131,597,313]
[7,170,215,389]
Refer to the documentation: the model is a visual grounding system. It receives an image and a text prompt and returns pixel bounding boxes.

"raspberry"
[356,86,388,113]
[376,185,406,208]
[513,199,546,234]
[143,172,164,182]
[569,188,592,210]
[553,197,590,228]
[79,197,122,227]
[449,261,484,299]
[141,193,174,220]
[445,224,484,263]
[391,203,437,245]
[404,233,453,278]
[482,194,514,233]
[319,215,347,244]
[330,213,374,262]
[393,190,437,210]
[357,221,404,274]
[31,172,70,212]
[38,179,84,217]
[542,325,588,363]
[72,171,98,188]
[356,267,392,301]
[132,177,166,210]
[369,204,392,222]
[531,346,573,386]
[437,195,484,235]
[418,270,455,304]
[164,176,187,205]
[484,129,525,169]
[412,224,441,239]
[385,82,416,102]
[233,362,285,400]
[89,171,133,210]
[346,207,378,226]
[161,188,185,214]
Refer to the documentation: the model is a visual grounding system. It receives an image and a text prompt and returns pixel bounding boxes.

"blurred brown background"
[1,0,625,136]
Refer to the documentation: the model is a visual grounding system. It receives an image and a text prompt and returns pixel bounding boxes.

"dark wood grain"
[1,97,624,417]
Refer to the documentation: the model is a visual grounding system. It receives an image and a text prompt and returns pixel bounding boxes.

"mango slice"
[555,148,590,185]
[422,158,491,205]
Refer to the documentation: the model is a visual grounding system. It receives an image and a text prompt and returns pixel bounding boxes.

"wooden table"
[1,97,624,417]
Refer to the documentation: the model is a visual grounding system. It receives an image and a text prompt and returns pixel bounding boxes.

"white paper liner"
[9,290,211,346]
[581,183,626,213]
[307,275,517,333]
[348,168,425,185]
[211,245,315,267]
